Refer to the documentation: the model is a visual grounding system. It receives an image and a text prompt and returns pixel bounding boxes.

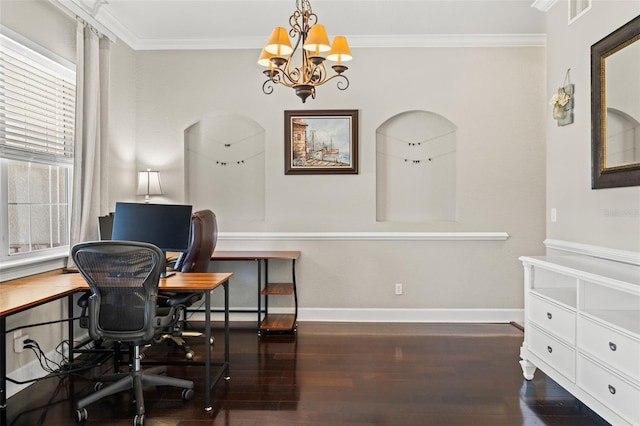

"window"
[0,28,75,263]
[568,0,591,24]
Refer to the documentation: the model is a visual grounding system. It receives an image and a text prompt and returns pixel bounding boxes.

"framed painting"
[284,110,358,175]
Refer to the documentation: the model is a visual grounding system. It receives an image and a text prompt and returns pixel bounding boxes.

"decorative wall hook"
[551,69,574,126]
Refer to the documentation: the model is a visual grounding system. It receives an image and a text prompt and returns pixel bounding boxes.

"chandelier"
[258,0,352,103]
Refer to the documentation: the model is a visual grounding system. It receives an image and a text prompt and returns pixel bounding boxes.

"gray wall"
[105,43,547,318]
[545,0,640,253]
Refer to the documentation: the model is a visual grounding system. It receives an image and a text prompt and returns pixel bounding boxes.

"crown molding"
[531,0,558,12]
[48,0,117,41]
[117,33,546,51]
[53,0,546,50]
[85,10,547,52]
[349,34,546,48]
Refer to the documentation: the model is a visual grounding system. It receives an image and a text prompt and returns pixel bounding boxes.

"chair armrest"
[166,257,179,269]
[77,291,90,308]
[154,305,179,329]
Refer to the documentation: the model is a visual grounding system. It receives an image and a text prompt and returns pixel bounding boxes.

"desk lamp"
[136,168,164,203]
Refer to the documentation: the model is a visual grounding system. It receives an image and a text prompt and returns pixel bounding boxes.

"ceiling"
[60,0,547,50]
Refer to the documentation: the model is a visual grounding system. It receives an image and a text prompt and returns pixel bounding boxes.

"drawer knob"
[608,385,616,395]
[547,312,552,319]
[609,342,617,351]
[547,346,553,353]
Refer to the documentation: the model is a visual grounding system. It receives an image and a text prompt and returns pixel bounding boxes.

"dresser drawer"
[578,316,640,381]
[528,324,575,382]
[578,354,640,426]
[529,294,576,344]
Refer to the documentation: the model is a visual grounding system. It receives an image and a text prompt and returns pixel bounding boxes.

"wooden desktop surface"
[0,270,233,317]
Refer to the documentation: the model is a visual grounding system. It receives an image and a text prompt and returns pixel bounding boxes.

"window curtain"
[67,19,110,267]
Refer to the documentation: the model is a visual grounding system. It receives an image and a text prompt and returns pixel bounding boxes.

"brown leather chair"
[160,209,217,358]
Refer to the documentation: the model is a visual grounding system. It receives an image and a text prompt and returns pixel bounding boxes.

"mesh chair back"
[72,241,164,343]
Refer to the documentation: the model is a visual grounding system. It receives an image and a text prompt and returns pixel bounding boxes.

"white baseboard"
[188,307,523,324]
[298,308,524,323]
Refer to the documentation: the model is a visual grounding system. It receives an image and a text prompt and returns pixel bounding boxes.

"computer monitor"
[111,202,193,253]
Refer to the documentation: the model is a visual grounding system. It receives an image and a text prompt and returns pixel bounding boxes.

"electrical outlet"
[395,283,403,295]
[14,334,29,353]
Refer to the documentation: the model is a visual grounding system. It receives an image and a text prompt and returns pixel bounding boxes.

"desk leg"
[1,315,7,425]
[67,295,75,362]
[204,290,212,412]
[224,281,230,380]
[257,259,262,333]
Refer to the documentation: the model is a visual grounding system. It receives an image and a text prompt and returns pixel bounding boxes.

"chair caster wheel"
[94,382,104,391]
[134,413,144,425]
[185,350,194,360]
[76,407,88,422]
[182,388,195,401]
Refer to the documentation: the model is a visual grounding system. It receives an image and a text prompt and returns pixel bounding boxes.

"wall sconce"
[136,168,164,203]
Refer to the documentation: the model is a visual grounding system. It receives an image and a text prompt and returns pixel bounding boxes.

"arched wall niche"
[376,110,457,222]
[184,112,265,224]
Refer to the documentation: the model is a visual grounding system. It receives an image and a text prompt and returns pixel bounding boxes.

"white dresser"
[519,255,640,426]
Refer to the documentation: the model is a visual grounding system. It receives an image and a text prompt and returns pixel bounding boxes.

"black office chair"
[72,241,194,426]
[77,213,114,330]
[159,209,218,359]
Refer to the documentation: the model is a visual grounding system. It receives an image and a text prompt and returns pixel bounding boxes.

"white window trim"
[0,247,69,282]
[568,0,592,25]
[0,26,75,280]
[0,25,75,79]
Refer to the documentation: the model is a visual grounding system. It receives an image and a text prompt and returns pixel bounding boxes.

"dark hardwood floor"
[6,322,609,425]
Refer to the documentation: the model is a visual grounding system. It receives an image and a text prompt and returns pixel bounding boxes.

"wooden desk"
[213,251,300,335]
[0,270,232,422]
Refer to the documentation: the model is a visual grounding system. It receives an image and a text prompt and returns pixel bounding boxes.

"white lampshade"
[136,169,164,202]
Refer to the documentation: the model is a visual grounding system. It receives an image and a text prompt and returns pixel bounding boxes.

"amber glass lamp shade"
[327,36,352,63]
[258,48,274,67]
[303,24,331,53]
[265,27,293,56]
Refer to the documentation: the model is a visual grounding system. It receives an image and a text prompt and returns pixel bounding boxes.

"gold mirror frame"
[591,15,640,189]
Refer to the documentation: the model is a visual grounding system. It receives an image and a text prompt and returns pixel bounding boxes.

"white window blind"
[0,28,75,263]
[0,32,76,165]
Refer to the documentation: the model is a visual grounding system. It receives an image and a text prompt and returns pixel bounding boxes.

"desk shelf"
[261,282,294,296]
[259,256,299,336]
[213,251,300,336]
[260,282,296,334]
[260,314,297,333]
